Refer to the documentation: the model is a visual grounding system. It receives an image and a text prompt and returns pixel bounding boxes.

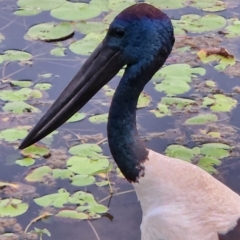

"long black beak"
[19,41,124,149]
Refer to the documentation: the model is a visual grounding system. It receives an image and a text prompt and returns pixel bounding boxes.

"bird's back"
[132,150,240,240]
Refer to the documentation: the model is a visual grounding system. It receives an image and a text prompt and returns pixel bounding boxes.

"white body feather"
[133,150,240,240]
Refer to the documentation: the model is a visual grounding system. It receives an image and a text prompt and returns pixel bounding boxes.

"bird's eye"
[109,28,125,38]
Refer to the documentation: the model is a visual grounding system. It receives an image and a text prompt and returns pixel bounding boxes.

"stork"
[19,3,240,240]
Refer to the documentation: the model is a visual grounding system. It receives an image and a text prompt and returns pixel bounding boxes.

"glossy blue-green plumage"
[106,4,175,182]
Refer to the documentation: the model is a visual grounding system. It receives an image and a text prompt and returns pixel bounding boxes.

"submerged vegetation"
[0,0,240,239]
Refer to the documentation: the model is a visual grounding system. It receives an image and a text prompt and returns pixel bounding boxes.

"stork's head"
[106,3,174,65]
[19,3,175,149]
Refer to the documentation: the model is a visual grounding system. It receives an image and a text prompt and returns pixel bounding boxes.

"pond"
[0,0,240,239]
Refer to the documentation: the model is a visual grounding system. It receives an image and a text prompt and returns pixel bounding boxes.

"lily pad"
[50,47,66,56]
[89,113,108,124]
[67,156,110,175]
[10,80,32,87]
[67,112,86,123]
[155,80,190,95]
[108,0,135,11]
[137,93,151,108]
[52,169,74,179]
[225,20,240,38]
[75,21,108,35]
[34,83,52,90]
[161,97,196,109]
[34,188,70,208]
[51,2,101,21]
[3,101,40,114]
[188,0,226,12]
[69,32,104,56]
[165,145,200,162]
[198,157,221,173]
[25,166,52,182]
[203,94,237,112]
[150,103,171,118]
[172,14,226,34]
[69,143,102,156]
[14,8,41,16]
[0,199,28,217]
[154,64,206,82]
[56,210,88,220]
[200,143,231,159]
[17,0,65,11]
[26,22,74,41]
[0,88,42,101]
[148,0,184,9]
[185,114,218,125]
[16,158,35,167]
[21,145,50,158]
[71,175,96,186]
[198,48,235,70]
[2,50,32,62]
[0,128,28,142]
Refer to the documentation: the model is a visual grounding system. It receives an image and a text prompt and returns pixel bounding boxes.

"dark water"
[1,0,240,239]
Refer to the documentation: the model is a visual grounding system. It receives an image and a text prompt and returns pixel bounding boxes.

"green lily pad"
[188,0,226,12]
[103,11,118,24]
[75,21,108,35]
[137,93,151,108]
[154,64,206,82]
[67,112,86,123]
[0,199,28,217]
[89,113,108,124]
[225,20,240,38]
[67,156,110,175]
[161,97,196,109]
[52,169,74,179]
[0,128,28,142]
[165,145,200,162]
[71,175,96,186]
[51,2,101,21]
[17,0,65,11]
[40,73,52,78]
[26,22,74,41]
[96,180,108,187]
[34,188,70,208]
[34,83,52,90]
[50,47,66,56]
[69,33,104,56]
[203,94,237,112]
[14,8,41,16]
[150,103,171,118]
[25,166,52,182]
[108,0,135,11]
[172,14,226,34]
[103,85,115,97]
[21,145,50,158]
[3,101,40,114]
[56,210,88,220]
[198,49,235,70]
[185,114,218,125]
[90,0,109,12]
[2,50,32,62]
[155,80,190,95]
[198,156,221,174]
[69,143,102,157]
[200,143,231,159]
[0,88,42,101]
[16,158,35,167]
[10,80,32,87]
[148,0,184,9]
